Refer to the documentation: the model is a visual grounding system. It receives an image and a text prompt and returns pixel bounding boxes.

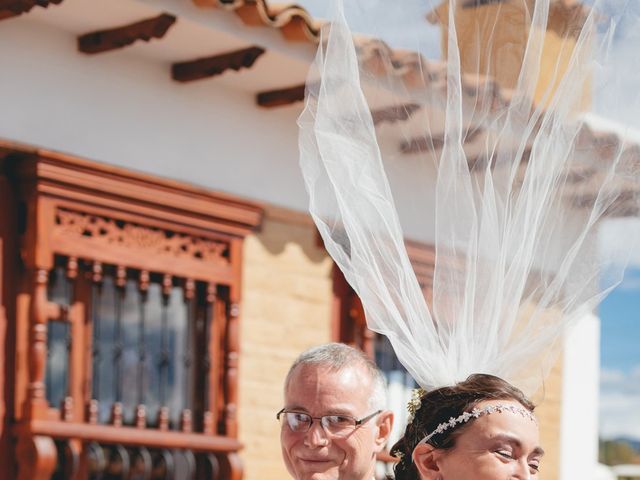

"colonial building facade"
[0,1,607,479]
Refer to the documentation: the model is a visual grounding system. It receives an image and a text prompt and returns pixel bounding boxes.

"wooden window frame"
[0,141,262,480]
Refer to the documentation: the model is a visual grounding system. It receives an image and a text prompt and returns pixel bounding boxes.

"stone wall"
[238,205,334,480]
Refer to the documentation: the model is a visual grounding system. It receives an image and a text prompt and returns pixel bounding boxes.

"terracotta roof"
[188,0,638,207]
[191,0,322,42]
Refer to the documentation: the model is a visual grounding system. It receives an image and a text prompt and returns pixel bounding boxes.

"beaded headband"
[418,403,538,445]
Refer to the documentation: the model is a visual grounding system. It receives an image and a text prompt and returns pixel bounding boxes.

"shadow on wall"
[253,205,329,263]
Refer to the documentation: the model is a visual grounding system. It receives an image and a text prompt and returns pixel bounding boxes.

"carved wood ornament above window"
[0,141,262,480]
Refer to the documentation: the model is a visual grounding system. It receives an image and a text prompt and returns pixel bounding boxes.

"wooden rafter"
[172,46,265,83]
[401,127,484,154]
[256,84,306,108]
[78,13,176,54]
[461,0,507,8]
[371,104,420,126]
[401,135,445,155]
[0,0,63,21]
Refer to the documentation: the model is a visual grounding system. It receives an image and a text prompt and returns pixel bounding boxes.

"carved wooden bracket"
[172,46,265,83]
[78,13,176,54]
[0,0,63,21]
[256,83,305,108]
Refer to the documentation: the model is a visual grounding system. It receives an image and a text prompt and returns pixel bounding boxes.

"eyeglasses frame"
[276,408,383,434]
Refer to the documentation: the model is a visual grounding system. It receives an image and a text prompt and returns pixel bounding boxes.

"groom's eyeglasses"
[277,409,382,436]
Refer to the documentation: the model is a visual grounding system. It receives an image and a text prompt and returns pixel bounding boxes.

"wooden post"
[224,238,243,438]
[26,269,51,420]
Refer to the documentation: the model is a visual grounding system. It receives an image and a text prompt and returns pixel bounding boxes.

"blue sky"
[599,267,640,441]
[600,269,640,374]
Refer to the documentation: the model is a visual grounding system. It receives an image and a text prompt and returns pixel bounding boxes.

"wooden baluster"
[139,270,149,292]
[15,435,57,480]
[180,409,193,433]
[182,278,195,430]
[184,279,195,300]
[116,266,127,288]
[219,451,243,480]
[112,266,126,426]
[61,396,74,422]
[162,274,172,296]
[135,404,146,428]
[89,261,104,425]
[92,262,103,284]
[224,238,243,437]
[159,274,172,418]
[87,399,99,424]
[66,256,78,280]
[66,256,85,424]
[136,270,149,428]
[224,301,240,437]
[203,411,214,435]
[157,406,170,431]
[27,269,50,419]
[110,401,123,427]
[205,283,218,435]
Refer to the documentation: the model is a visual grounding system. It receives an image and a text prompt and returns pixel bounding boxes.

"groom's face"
[280,364,390,480]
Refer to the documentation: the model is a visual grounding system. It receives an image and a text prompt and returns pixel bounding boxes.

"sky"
[598,263,640,441]
[297,0,640,442]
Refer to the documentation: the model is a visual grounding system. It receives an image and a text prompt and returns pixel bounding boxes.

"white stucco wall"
[0,16,311,211]
[0,14,442,244]
[560,311,601,480]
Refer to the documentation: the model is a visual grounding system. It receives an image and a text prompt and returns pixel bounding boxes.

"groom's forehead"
[286,363,372,401]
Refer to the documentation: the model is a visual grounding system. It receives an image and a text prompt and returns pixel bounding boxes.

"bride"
[391,374,541,479]
[298,0,640,478]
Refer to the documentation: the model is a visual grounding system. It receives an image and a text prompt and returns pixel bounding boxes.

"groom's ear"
[412,443,444,480]
[373,410,394,452]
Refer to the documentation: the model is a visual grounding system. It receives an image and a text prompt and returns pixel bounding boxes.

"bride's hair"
[390,374,535,480]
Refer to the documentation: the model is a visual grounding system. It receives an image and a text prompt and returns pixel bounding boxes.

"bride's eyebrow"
[489,434,545,456]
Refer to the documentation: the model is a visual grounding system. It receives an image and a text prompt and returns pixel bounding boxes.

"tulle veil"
[298,0,640,395]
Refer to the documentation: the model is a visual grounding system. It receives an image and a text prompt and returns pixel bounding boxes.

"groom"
[278,343,394,480]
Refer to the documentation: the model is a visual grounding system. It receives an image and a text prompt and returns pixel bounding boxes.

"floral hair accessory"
[406,387,425,424]
[418,403,537,445]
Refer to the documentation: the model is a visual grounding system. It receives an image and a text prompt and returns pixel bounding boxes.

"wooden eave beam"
[78,13,176,54]
[256,84,305,108]
[461,0,507,8]
[371,103,420,126]
[0,0,63,21]
[172,46,265,83]
[401,127,484,154]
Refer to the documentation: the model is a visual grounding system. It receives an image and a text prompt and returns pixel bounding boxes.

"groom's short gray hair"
[285,342,387,411]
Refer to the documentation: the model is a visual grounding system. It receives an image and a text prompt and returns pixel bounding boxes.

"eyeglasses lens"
[285,412,312,432]
[281,412,356,435]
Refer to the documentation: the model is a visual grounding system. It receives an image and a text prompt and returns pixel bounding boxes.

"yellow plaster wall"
[534,357,563,480]
[238,205,334,480]
[437,2,590,110]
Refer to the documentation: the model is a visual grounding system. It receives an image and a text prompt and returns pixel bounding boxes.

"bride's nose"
[512,458,532,479]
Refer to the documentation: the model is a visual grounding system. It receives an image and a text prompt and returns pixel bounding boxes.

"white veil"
[298,0,640,394]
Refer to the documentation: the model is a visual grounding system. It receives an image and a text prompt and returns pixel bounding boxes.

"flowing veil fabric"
[298,0,640,394]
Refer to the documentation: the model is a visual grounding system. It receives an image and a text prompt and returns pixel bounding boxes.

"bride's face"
[414,400,543,480]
